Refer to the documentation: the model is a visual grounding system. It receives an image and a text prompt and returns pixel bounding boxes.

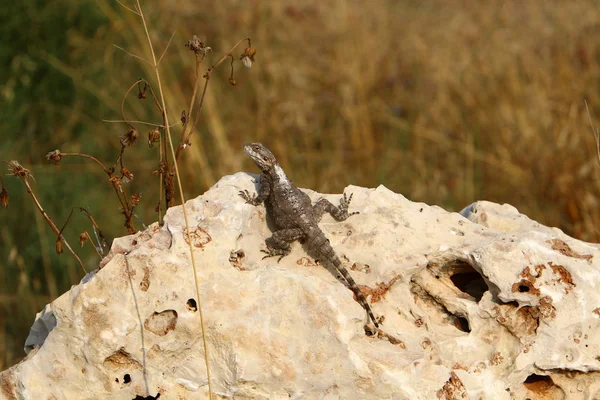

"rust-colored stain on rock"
[546,239,592,261]
[184,226,212,248]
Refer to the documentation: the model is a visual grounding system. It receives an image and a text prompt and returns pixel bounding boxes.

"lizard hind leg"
[262,228,305,262]
[313,192,359,222]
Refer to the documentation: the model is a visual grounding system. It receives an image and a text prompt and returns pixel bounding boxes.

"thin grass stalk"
[135,2,213,398]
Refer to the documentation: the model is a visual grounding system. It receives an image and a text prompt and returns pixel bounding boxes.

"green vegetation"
[2,0,600,370]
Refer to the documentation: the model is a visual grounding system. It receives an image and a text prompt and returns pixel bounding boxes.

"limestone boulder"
[1,172,600,399]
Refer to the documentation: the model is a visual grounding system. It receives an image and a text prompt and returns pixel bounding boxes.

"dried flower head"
[152,161,167,176]
[120,128,139,147]
[121,167,134,182]
[45,149,63,165]
[79,232,88,247]
[148,128,161,147]
[6,160,34,181]
[131,193,141,206]
[55,238,63,254]
[186,35,212,55]
[0,187,8,208]
[138,82,147,99]
[109,175,123,188]
[240,47,256,68]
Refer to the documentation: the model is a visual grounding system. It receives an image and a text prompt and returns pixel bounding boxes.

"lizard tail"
[305,229,379,328]
[332,257,379,328]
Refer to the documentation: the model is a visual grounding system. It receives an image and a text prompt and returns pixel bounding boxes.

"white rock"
[1,172,600,399]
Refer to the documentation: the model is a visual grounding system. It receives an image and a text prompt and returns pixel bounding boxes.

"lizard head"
[244,142,277,172]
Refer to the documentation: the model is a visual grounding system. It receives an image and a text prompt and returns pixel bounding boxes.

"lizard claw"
[339,192,359,218]
[261,248,288,262]
[239,189,258,205]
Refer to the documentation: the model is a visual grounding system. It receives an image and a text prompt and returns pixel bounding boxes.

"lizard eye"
[262,156,268,161]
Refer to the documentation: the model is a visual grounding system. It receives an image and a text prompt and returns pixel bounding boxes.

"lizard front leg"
[262,228,305,262]
[239,174,271,205]
[313,192,359,223]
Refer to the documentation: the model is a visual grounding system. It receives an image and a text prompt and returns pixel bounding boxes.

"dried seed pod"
[148,128,161,148]
[131,193,141,206]
[240,47,256,68]
[121,167,134,182]
[0,187,8,208]
[55,238,64,254]
[120,128,139,147]
[79,232,88,247]
[6,161,34,181]
[186,35,212,55]
[45,150,63,165]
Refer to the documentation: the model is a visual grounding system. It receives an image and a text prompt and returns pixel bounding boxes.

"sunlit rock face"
[1,173,599,400]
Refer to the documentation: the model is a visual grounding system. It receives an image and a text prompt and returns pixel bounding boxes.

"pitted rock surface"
[1,173,599,399]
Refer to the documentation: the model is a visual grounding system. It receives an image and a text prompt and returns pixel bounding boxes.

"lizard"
[239,142,379,329]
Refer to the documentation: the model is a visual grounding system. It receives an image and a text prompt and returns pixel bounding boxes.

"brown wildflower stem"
[176,37,251,160]
[111,145,126,173]
[59,152,134,233]
[60,153,110,174]
[83,231,104,258]
[229,54,235,81]
[176,51,205,160]
[21,179,87,274]
[58,207,107,257]
[121,79,164,130]
[157,131,164,225]
[78,208,107,249]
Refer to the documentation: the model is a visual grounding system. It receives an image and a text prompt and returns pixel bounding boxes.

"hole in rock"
[409,280,472,333]
[133,394,160,400]
[123,374,131,384]
[518,285,530,293]
[454,316,470,333]
[186,299,197,312]
[523,374,555,392]
[449,268,488,302]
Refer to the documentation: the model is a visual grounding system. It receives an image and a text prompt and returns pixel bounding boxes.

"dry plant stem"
[58,207,106,257]
[20,179,87,274]
[176,37,251,160]
[79,208,106,245]
[111,146,126,174]
[60,152,110,174]
[135,1,213,398]
[102,119,179,128]
[121,78,164,127]
[162,126,172,209]
[60,152,135,234]
[175,52,204,160]
[157,136,163,226]
[83,232,103,257]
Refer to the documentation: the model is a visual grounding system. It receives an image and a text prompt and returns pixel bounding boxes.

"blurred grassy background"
[2,0,600,369]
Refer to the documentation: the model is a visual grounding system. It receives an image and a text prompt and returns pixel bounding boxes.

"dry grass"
[142,0,600,239]
[2,0,600,370]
